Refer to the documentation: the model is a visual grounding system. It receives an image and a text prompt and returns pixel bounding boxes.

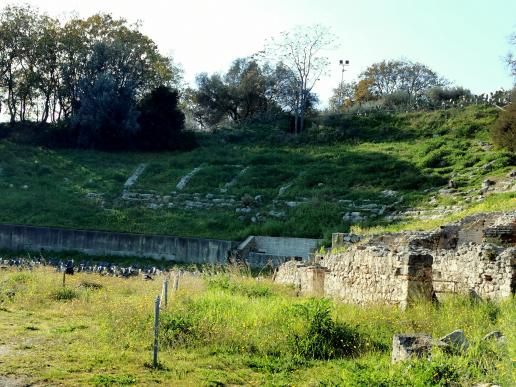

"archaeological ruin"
[275,212,516,307]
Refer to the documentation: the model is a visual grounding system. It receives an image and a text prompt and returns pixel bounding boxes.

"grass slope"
[0,268,513,386]
[0,105,514,241]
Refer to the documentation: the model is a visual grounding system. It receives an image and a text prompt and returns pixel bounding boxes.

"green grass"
[0,105,513,242]
[0,268,513,385]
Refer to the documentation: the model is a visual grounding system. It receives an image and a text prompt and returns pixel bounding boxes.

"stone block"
[392,334,433,363]
[438,329,469,352]
[482,331,506,343]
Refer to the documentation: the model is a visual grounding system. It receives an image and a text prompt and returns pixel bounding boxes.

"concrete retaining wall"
[253,236,320,258]
[0,224,237,265]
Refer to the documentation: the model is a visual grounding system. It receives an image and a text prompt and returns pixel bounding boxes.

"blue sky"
[4,0,516,104]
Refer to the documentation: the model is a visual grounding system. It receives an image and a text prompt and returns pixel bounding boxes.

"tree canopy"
[0,5,180,124]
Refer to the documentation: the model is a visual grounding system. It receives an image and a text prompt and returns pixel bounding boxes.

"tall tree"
[192,58,277,126]
[73,73,139,150]
[0,6,181,124]
[507,32,516,81]
[359,59,446,101]
[60,13,177,117]
[137,86,187,150]
[261,25,337,133]
[328,81,357,111]
[0,5,40,122]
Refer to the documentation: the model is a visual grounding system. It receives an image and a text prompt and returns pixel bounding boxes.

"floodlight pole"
[339,59,350,106]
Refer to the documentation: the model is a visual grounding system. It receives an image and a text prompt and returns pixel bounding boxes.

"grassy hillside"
[0,105,514,242]
[0,268,513,386]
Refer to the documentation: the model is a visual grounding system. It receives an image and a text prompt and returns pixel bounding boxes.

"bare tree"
[507,32,516,81]
[260,25,337,134]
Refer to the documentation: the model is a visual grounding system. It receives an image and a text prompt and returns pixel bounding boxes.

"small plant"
[90,374,136,386]
[289,299,361,360]
[240,193,254,206]
[79,281,103,290]
[50,287,79,301]
[159,313,197,348]
[206,274,272,298]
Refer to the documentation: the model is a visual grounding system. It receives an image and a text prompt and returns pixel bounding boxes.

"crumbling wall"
[275,260,303,288]
[323,248,433,307]
[276,246,433,307]
[321,248,407,304]
[433,244,515,300]
[276,212,515,305]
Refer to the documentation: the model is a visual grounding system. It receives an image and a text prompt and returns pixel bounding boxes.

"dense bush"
[420,148,451,168]
[137,86,196,151]
[491,90,516,152]
[382,90,412,108]
[427,86,471,104]
[289,300,361,360]
[50,287,79,301]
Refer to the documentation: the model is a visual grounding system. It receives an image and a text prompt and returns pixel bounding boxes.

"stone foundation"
[275,212,515,306]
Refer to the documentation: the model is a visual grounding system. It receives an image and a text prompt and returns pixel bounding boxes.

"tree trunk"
[41,93,50,123]
[299,89,307,133]
[299,108,305,134]
[7,68,16,123]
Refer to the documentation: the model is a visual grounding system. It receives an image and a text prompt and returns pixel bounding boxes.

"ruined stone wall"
[433,244,515,300]
[323,248,433,306]
[321,248,407,304]
[276,212,516,305]
[276,247,433,307]
[275,260,303,288]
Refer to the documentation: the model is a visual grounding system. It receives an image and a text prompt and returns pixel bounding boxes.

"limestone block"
[392,334,433,363]
[438,329,469,352]
[482,331,507,343]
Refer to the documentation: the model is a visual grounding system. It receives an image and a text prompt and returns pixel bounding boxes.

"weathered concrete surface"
[234,235,320,268]
[252,236,320,259]
[0,224,237,265]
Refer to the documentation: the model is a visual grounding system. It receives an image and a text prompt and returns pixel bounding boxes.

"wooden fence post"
[174,275,179,291]
[153,295,160,368]
[163,279,168,308]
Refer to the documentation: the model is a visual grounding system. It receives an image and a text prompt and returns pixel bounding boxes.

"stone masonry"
[276,212,515,306]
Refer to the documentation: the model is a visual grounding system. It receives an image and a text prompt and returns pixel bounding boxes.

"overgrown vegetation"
[491,90,516,152]
[0,105,514,241]
[0,5,193,152]
[0,268,513,385]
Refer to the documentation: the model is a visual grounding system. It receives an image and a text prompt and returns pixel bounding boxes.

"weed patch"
[50,287,79,301]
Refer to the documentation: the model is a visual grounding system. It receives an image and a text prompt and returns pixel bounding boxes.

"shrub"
[491,90,516,152]
[382,90,412,108]
[50,287,79,301]
[79,281,103,290]
[420,148,450,168]
[289,300,361,360]
[427,86,471,104]
[159,313,198,348]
